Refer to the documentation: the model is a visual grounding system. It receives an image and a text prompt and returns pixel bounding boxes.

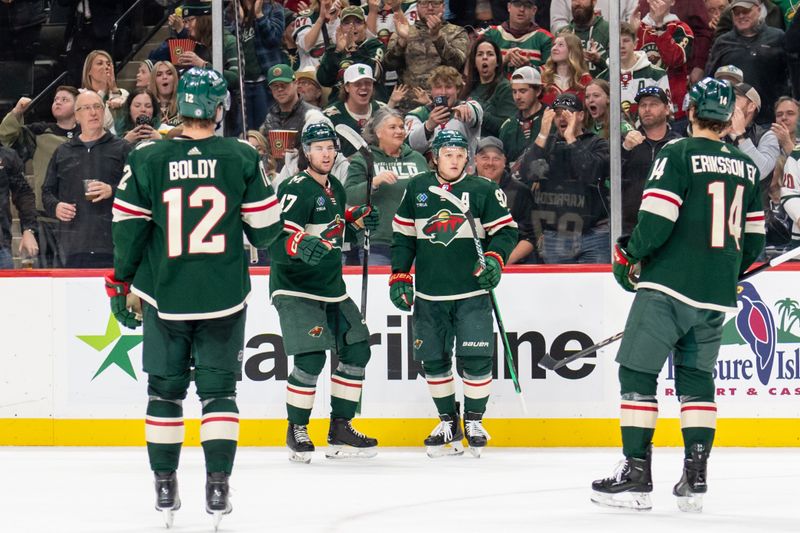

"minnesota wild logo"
[422,209,466,246]
[322,215,345,247]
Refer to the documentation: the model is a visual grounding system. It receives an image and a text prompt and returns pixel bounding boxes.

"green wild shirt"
[392,171,518,300]
[112,136,283,320]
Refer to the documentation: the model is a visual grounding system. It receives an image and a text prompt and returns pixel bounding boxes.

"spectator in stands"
[706,0,790,124]
[551,0,638,33]
[41,91,131,268]
[474,136,537,264]
[324,63,386,158]
[645,0,713,86]
[636,0,695,120]
[0,146,37,269]
[773,96,800,152]
[584,78,613,138]
[116,89,162,146]
[714,0,785,36]
[499,66,547,164]
[705,0,729,31]
[81,50,128,133]
[562,0,610,80]
[261,64,316,170]
[517,93,610,263]
[0,87,80,268]
[620,85,681,234]
[135,60,154,91]
[292,0,342,71]
[765,96,799,253]
[405,65,483,162]
[714,63,744,84]
[363,0,420,94]
[296,67,327,108]
[148,61,181,129]
[318,6,387,101]
[727,82,780,180]
[344,106,428,265]
[0,0,45,61]
[540,33,593,106]
[385,0,468,113]
[280,8,299,69]
[461,38,516,137]
[480,0,554,77]
[617,22,671,123]
[236,0,286,131]
[786,10,800,98]
[61,0,124,87]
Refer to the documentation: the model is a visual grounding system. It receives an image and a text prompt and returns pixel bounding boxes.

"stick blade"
[537,353,561,370]
[334,123,367,151]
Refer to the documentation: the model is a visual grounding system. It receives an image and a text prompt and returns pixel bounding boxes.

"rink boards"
[1,265,799,446]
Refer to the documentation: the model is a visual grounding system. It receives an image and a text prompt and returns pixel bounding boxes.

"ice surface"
[7,447,798,532]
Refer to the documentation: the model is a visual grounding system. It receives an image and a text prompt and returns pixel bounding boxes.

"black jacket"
[621,125,682,234]
[0,146,36,250]
[498,170,535,244]
[42,132,131,258]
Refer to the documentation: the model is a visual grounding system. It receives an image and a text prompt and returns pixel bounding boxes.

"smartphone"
[432,95,448,108]
[136,115,152,127]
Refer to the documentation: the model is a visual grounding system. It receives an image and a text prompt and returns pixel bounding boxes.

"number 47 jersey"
[112,137,283,320]
[627,137,765,313]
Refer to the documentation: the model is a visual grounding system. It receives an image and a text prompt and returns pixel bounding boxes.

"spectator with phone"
[116,89,163,146]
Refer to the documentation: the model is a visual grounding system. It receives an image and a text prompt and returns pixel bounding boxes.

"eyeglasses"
[417,0,443,6]
[76,103,105,112]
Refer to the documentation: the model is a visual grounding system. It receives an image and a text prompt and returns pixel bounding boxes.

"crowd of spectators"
[0,0,799,270]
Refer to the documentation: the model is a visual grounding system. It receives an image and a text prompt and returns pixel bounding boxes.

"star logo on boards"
[77,314,143,381]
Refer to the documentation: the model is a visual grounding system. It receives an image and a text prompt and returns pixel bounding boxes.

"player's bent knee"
[422,358,453,377]
[458,357,493,378]
[147,372,191,401]
[674,365,715,401]
[195,368,237,399]
[293,351,327,376]
[619,365,658,396]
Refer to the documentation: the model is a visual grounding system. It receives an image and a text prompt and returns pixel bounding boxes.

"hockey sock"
[459,357,493,414]
[200,397,239,474]
[145,396,184,473]
[619,365,658,459]
[330,343,368,419]
[422,359,457,416]
[675,365,716,457]
[287,352,326,425]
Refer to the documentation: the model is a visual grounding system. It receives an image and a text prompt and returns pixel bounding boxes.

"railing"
[22,70,68,115]
[110,0,176,71]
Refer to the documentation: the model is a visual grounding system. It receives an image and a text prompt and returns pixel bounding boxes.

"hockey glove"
[473,251,503,290]
[104,273,142,329]
[345,204,380,232]
[388,272,414,311]
[286,232,333,266]
[612,236,639,293]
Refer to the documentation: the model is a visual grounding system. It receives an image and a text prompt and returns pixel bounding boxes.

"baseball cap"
[340,6,366,21]
[730,0,760,9]
[344,63,374,84]
[714,64,744,84]
[267,64,295,86]
[635,85,669,104]
[510,0,536,6]
[295,67,321,88]
[476,136,505,155]
[179,0,211,17]
[735,82,762,111]
[552,93,583,112]
[510,66,542,86]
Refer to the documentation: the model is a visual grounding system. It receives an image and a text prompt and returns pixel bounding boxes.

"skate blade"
[160,508,174,529]
[468,446,484,458]
[210,510,224,532]
[676,493,704,513]
[590,490,652,511]
[325,444,378,459]
[426,441,465,458]
[288,451,313,464]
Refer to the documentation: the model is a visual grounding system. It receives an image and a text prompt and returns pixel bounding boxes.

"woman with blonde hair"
[148,61,182,128]
[81,50,128,132]
[540,32,592,107]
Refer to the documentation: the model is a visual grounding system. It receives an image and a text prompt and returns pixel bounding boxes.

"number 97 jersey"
[628,137,765,312]
[112,137,283,320]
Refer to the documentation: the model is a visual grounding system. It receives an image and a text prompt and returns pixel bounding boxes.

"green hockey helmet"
[431,129,468,158]
[688,77,735,122]
[177,67,228,120]
[301,121,339,151]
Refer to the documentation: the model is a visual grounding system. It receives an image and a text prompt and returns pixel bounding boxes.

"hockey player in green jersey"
[390,129,518,457]
[591,78,765,512]
[269,120,381,463]
[106,67,283,529]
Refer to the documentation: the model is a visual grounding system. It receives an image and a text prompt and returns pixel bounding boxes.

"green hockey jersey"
[269,171,350,301]
[112,136,283,320]
[392,171,518,300]
[479,24,554,77]
[498,107,547,163]
[323,99,386,157]
[628,137,765,312]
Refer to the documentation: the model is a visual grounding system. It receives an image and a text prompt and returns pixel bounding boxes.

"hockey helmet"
[431,129,468,158]
[177,67,228,120]
[301,121,340,152]
[688,77,735,122]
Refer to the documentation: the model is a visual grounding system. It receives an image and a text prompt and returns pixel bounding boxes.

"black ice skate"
[424,412,464,458]
[154,471,180,529]
[325,417,378,459]
[205,472,232,532]
[591,446,653,511]
[463,411,491,458]
[673,443,709,513]
[287,422,315,463]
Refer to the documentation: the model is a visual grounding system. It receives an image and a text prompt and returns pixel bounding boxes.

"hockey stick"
[335,123,375,319]
[428,185,527,412]
[538,244,800,371]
